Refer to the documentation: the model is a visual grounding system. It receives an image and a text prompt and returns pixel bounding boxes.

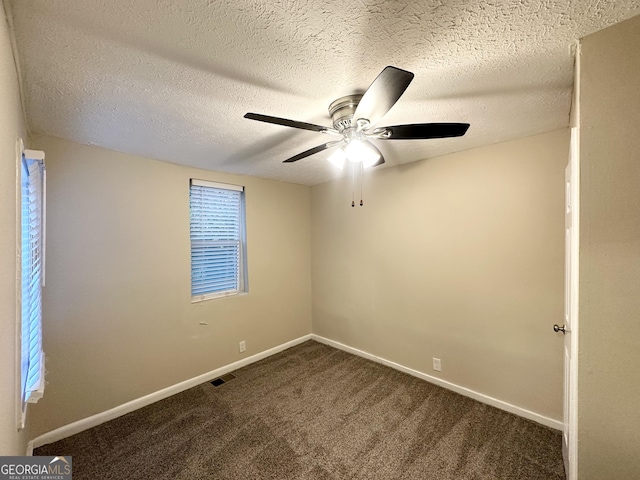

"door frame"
[563,126,580,480]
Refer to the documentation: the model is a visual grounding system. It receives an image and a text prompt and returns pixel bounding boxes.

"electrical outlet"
[239,340,246,353]
[432,357,442,372]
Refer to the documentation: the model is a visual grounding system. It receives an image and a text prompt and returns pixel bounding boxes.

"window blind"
[190,180,246,301]
[21,155,45,409]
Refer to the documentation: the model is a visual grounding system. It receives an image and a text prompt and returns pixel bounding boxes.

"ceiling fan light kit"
[344,139,381,168]
[327,149,347,169]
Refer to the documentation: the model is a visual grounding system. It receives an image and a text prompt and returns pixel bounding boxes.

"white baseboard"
[30,331,560,451]
[30,334,312,450]
[311,334,563,431]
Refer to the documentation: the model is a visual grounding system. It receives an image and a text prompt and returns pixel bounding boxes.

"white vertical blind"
[21,154,45,410]
[190,179,246,300]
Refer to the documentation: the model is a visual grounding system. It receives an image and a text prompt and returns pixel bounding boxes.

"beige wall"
[28,135,312,437]
[311,130,568,421]
[0,3,30,455]
[578,14,640,479]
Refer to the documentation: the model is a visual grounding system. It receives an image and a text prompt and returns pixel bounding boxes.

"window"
[20,147,46,427]
[189,179,247,301]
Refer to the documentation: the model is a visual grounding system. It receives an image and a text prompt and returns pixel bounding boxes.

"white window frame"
[17,140,46,429]
[189,179,248,302]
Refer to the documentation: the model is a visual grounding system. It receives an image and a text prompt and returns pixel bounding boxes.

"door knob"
[553,324,566,334]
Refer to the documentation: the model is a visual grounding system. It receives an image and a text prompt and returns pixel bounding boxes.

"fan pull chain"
[351,161,355,207]
[349,162,366,207]
[349,161,367,207]
[359,161,364,206]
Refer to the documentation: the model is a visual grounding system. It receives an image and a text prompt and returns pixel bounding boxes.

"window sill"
[191,291,248,303]
[19,356,45,430]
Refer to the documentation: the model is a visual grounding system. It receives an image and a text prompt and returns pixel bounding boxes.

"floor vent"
[210,373,237,387]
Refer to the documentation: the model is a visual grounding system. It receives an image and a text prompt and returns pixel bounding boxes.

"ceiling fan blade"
[244,113,339,135]
[283,141,342,163]
[352,66,414,127]
[375,123,470,140]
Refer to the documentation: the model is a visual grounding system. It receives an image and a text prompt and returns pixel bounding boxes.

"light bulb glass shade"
[345,139,381,168]
[327,148,347,169]
[362,143,383,168]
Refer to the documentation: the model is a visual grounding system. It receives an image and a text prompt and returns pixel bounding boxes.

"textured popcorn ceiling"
[7,0,640,185]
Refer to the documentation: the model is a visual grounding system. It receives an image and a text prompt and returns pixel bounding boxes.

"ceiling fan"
[244,66,470,169]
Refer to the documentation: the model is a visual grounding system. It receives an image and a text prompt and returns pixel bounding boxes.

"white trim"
[18,146,47,427]
[30,331,562,450]
[30,334,312,449]
[190,178,243,191]
[23,149,45,162]
[26,355,45,403]
[26,440,34,456]
[191,290,247,304]
[567,108,581,480]
[41,165,46,287]
[15,138,23,431]
[311,334,563,431]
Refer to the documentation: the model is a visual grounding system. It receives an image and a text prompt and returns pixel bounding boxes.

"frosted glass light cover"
[327,148,347,169]
[345,139,381,168]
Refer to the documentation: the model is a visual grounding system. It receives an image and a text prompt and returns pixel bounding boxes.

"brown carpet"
[36,340,565,479]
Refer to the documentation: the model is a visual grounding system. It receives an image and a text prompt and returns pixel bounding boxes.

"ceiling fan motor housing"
[329,94,362,132]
